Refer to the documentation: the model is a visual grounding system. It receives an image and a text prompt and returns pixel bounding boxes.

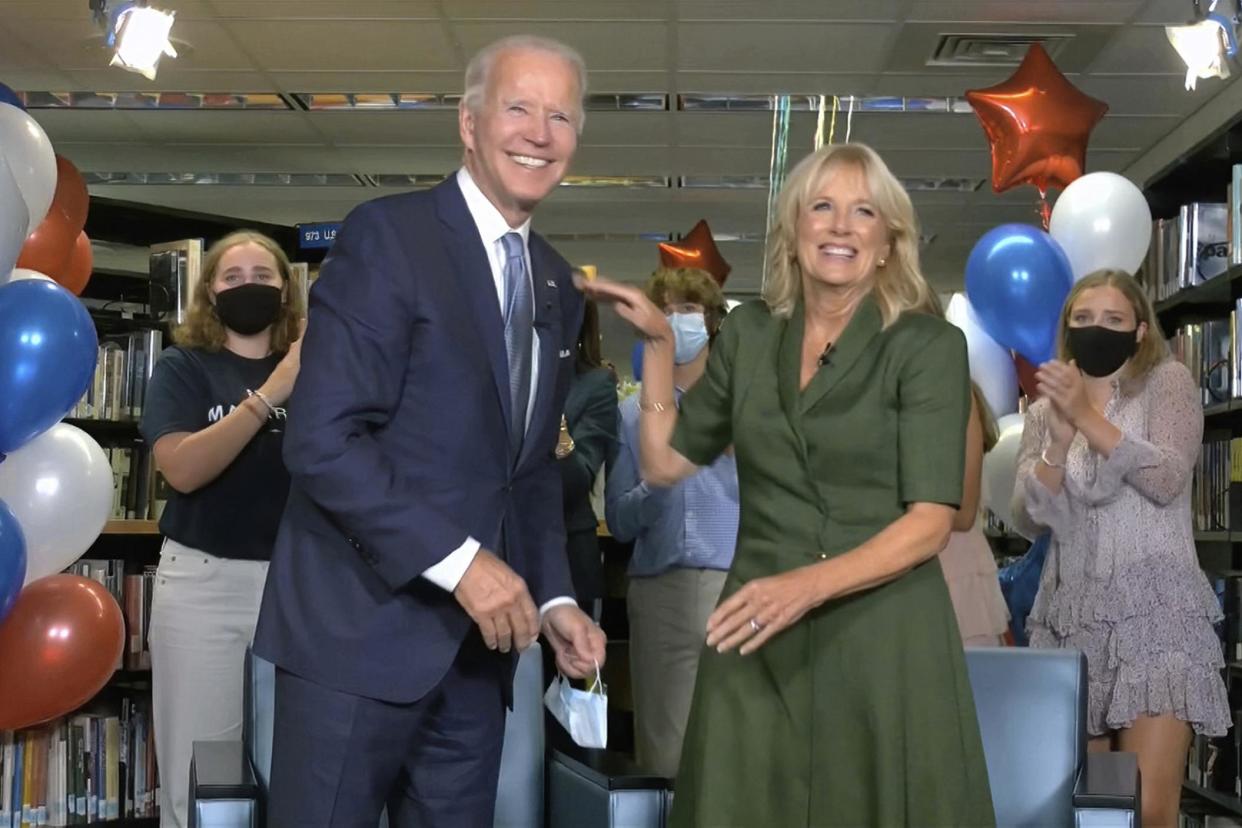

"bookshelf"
[1141,121,1242,823]
[101,521,160,536]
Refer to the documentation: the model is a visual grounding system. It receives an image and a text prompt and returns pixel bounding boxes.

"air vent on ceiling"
[929,33,1071,67]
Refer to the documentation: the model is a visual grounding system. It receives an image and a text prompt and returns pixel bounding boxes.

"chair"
[189,643,667,827]
[964,647,1141,828]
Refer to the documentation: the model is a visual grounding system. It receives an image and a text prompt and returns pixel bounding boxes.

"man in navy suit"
[253,34,607,827]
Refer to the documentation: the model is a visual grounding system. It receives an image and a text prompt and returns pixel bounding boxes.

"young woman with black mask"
[139,231,305,828]
[1011,269,1228,828]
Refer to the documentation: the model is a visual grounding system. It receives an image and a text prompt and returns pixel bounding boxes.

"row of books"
[68,560,156,672]
[1169,318,1239,407]
[1193,439,1242,533]
[0,697,159,827]
[1180,814,1242,827]
[1141,202,1230,303]
[69,330,163,422]
[101,444,167,523]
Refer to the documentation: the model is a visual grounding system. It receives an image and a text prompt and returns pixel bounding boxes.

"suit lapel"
[776,302,804,438]
[433,179,513,441]
[516,238,561,471]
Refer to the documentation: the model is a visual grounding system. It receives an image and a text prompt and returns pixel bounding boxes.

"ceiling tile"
[59,68,280,92]
[51,143,348,172]
[1086,25,1188,75]
[269,70,460,92]
[676,0,904,21]
[904,0,1145,24]
[1091,115,1178,149]
[28,110,143,143]
[1132,1,1197,25]
[450,21,669,72]
[445,1,668,20]
[847,113,988,150]
[124,110,324,144]
[226,19,458,71]
[678,22,894,72]
[1077,75,1212,116]
[674,72,879,95]
[2,18,255,71]
[312,111,457,144]
[207,0,441,18]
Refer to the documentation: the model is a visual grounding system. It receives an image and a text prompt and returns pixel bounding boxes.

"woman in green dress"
[580,143,996,827]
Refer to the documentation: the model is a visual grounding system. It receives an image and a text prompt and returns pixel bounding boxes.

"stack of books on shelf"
[101,445,166,522]
[0,696,159,826]
[1140,202,1229,303]
[1193,439,1241,533]
[70,330,162,422]
[1169,319,1237,407]
[68,559,156,672]
[1181,815,1242,827]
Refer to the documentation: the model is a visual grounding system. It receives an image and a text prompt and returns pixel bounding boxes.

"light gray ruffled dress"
[1012,358,1230,737]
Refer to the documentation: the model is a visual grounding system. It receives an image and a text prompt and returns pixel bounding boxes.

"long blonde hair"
[174,231,303,353]
[1055,269,1167,389]
[762,143,934,327]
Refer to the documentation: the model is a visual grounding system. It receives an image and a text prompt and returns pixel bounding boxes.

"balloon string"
[828,96,839,145]
[814,94,826,151]
[845,94,855,143]
[762,94,793,286]
[1038,194,1051,231]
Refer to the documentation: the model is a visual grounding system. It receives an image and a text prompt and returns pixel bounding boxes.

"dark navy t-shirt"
[139,345,290,561]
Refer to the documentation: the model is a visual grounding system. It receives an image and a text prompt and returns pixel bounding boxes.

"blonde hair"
[1055,269,1167,389]
[970,382,1000,453]
[173,231,303,353]
[761,143,935,327]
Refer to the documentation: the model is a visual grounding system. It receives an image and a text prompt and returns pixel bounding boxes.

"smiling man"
[253,35,607,827]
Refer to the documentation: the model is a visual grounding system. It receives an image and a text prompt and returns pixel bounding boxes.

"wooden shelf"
[1183,780,1242,817]
[84,817,158,827]
[64,417,142,437]
[102,520,160,535]
[1195,531,1232,543]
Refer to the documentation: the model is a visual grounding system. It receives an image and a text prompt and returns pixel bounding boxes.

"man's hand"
[542,604,607,679]
[453,549,539,653]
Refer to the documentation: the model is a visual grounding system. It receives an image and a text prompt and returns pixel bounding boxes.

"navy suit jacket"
[253,177,583,704]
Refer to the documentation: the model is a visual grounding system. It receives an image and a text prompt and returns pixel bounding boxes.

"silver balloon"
[0,156,28,287]
[982,413,1025,529]
[7,268,52,283]
[0,423,114,584]
[0,104,55,230]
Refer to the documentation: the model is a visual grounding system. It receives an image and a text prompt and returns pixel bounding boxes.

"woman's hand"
[706,567,824,656]
[575,273,672,344]
[1035,360,1091,428]
[260,318,306,406]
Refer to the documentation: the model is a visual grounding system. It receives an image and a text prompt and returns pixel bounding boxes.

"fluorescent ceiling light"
[678,95,974,113]
[109,5,178,81]
[294,92,666,112]
[83,172,365,186]
[21,91,289,109]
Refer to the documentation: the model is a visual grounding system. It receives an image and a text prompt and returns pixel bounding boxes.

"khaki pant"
[627,567,728,780]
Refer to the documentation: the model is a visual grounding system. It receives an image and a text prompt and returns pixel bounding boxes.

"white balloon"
[1049,172,1153,282]
[982,413,1025,529]
[946,293,1019,418]
[0,155,28,287]
[8,268,52,283]
[0,423,114,584]
[0,104,54,230]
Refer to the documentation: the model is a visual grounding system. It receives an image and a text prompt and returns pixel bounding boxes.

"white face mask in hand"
[544,661,608,749]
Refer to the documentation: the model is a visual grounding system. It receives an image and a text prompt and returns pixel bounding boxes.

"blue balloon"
[965,224,1073,365]
[0,280,98,454]
[631,340,643,382]
[998,533,1050,647]
[0,83,23,111]
[0,499,25,625]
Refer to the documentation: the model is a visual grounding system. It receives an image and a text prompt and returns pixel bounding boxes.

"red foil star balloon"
[966,43,1108,196]
[658,220,732,286]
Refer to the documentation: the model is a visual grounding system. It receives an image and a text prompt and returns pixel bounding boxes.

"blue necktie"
[501,232,533,452]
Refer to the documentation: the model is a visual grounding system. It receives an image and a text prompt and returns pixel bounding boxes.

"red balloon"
[0,575,125,730]
[57,231,93,295]
[1015,354,1042,401]
[965,43,1109,196]
[658,220,732,286]
[50,155,89,236]
[15,209,76,277]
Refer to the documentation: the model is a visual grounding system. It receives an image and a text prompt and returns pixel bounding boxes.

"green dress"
[668,296,996,828]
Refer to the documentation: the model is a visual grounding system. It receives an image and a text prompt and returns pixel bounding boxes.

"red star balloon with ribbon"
[658,220,732,286]
[966,43,1109,196]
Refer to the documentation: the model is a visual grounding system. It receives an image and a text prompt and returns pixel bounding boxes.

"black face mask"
[1066,325,1139,378]
[214,283,283,336]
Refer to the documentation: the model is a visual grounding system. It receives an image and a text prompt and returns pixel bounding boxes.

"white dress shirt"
[420,168,575,618]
